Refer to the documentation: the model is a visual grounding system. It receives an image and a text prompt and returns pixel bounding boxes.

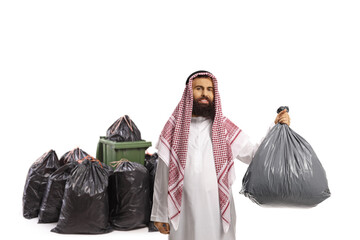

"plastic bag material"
[106,115,141,142]
[38,162,78,223]
[108,160,151,230]
[59,147,89,166]
[241,107,331,207]
[23,150,60,219]
[51,157,112,234]
[144,153,159,232]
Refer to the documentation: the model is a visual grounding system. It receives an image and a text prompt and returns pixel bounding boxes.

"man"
[151,71,290,240]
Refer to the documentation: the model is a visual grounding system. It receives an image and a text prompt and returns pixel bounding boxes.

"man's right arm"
[151,157,170,234]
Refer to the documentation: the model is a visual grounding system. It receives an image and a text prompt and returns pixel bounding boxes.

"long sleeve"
[232,123,275,164]
[150,157,169,223]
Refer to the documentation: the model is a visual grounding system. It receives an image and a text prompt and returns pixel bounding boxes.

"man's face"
[192,77,214,103]
[191,77,215,118]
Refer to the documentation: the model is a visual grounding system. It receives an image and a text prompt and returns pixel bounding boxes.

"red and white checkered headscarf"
[156,71,241,233]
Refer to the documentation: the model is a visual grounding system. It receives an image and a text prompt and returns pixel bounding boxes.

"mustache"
[194,96,213,103]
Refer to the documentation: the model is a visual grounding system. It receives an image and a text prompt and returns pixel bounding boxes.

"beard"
[192,96,215,119]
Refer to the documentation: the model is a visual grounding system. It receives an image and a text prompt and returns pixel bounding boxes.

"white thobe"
[151,117,271,240]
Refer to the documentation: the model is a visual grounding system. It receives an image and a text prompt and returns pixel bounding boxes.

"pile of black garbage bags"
[23,115,159,234]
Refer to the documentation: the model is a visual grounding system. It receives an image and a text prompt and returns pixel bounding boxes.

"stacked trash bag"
[106,115,142,142]
[23,115,160,234]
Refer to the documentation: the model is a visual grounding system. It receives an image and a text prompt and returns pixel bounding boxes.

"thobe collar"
[191,116,213,128]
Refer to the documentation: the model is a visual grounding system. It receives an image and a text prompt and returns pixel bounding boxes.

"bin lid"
[99,137,152,149]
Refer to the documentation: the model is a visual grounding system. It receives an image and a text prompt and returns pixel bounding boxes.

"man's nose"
[202,89,211,97]
[201,90,206,97]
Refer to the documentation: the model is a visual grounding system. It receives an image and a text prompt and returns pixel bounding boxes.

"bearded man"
[151,70,290,240]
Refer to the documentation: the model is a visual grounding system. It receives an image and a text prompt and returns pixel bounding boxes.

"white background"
[1,1,359,239]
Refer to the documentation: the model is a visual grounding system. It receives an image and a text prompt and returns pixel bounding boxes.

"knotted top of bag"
[106,115,142,142]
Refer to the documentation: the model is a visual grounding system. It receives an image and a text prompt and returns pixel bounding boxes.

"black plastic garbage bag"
[38,161,78,223]
[144,153,159,232]
[59,147,89,166]
[106,115,141,142]
[23,150,60,219]
[108,160,151,230]
[51,157,112,234]
[241,107,331,207]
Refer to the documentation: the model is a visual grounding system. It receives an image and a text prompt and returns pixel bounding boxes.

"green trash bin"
[96,137,152,168]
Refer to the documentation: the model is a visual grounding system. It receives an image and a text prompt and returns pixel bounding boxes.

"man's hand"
[275,109,291,126]
[154,222,170,234]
